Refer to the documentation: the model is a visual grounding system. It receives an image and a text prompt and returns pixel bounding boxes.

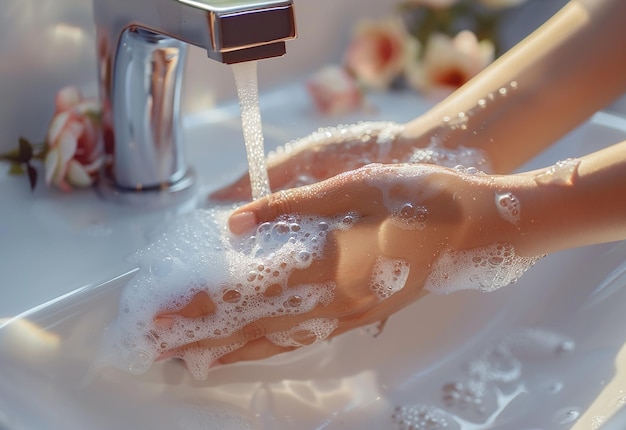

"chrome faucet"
[93,0,296,204]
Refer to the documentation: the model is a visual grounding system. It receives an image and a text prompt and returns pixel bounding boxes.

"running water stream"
[231,61,271,200]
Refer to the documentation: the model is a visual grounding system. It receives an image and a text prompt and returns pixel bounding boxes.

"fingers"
[228,168,385,235]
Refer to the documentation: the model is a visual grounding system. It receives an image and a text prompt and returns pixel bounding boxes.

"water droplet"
[286,295,302,307]
[271,221,290,238]
[222,289,242,304]
[556,340,575,354]
[342,214,356,227]
[256,222,271,236]
[392,203,429,230]
[290,329,318,346]
[553,407,580,425]
[534,158,580,186]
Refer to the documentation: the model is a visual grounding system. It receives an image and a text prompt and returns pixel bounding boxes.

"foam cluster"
[369,257,411,301]
[424,243,542,294]
[98,207,358,379]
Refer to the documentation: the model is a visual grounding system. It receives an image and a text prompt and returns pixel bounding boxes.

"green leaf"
[8,162,25,175]
[84,110,102,124]
[0,147,21,163]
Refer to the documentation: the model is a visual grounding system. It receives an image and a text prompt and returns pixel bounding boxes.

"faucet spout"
[93,0,296,204]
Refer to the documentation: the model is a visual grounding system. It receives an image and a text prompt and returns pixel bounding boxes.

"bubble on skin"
[98,208,358,379]
[265,121,492,192]
[370,257,410,301]
[534,158,581,186]
[453,165,483,176]
[266,318,338,347]
[409,142,489,171]
[364,164,441,226]
[495,192,520,225]
[391,203,429,230]
[424,243,542,294]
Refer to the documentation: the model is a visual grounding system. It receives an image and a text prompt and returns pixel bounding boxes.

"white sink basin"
[2,83,626,428]
[2,0,626,428]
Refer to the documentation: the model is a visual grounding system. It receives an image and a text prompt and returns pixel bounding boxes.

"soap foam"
[369,256,410,301]
[424,243,542,294]
[98,207,358,378]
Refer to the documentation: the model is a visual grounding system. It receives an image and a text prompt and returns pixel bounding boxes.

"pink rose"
[344,16,417,90]
[44,86,103,192]
[307,65,364,116]
[406,30,494,98]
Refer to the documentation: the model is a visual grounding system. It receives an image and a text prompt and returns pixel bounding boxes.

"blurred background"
[0,0,577,154]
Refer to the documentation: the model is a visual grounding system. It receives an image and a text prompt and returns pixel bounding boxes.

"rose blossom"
[44,86,103,192]
[344,16,417,90]
[405,30,494,98]
[306,65,364,116]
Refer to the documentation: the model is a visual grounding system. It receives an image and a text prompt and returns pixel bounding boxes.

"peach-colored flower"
[405,30,494,97]
[478,0,527,9]
[344,16,417,90]
[44,86,103,192]
[306,65,364,116]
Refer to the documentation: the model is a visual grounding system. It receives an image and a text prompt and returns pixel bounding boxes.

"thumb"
[228,170,384,235]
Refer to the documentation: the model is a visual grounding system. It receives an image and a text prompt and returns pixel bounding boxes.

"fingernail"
[229,211,257,235]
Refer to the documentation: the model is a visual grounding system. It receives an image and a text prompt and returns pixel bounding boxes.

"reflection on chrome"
[93,0,296,202]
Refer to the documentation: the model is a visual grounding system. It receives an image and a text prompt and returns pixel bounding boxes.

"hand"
[210,122,421,202]
[158,163,514,372]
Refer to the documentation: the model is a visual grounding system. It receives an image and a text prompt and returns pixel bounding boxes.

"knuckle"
[267,190,297,219]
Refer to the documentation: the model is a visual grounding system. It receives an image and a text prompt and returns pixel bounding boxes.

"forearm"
[402,0,626,174]
[501,140,626,256]
[447,138,626,258]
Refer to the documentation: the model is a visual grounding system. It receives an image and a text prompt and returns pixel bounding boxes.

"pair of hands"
[154,129,517,368]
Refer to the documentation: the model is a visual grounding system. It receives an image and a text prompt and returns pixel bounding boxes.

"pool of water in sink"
[1,87,626,429]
